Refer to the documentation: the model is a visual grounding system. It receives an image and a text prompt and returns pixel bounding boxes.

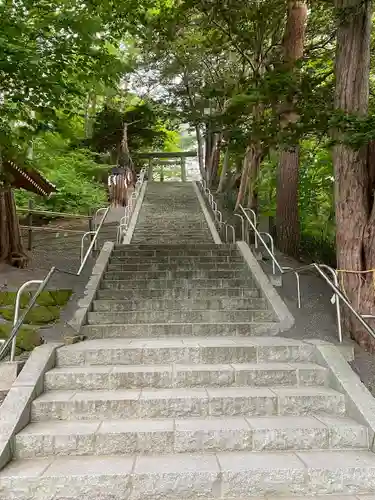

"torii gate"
[133,151,197,182]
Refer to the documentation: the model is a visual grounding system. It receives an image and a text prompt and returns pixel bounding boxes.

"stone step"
[14,415,368,459]
[130,240,215,245]
[96,287,261,300]
[108,261,245,271]
[56,337,316,367]
[131,232,212,238]
[81,322,281,338]
[31,386,345,422]
[131,227,211,231]
[110,256,244,264]
[114,244,235,250]
[87,309,275,325]
[112,249,240,257]
[44,362,327,391]
[101,278,256,290]
[130,241,217,245]
[92,297,269,312]
[104,269,250,280]
[5,450,375,498]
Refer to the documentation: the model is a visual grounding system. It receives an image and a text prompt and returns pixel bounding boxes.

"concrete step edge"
[14,415,369,458]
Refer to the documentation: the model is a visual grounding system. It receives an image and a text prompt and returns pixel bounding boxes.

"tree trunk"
[217,146,230,193]
[333,0,373,348]
[204,124,212,176]
[195,125,205,179]
[275,0,308,257]
[0,186,28,267]
[276,147,301,255]
[209,134,222,187]
[206,133,219,187]
[235,147,252,211]
[247,147,263,212]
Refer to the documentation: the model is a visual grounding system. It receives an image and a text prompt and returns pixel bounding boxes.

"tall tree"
[333,0,373,348]
[276,0,308,256]
[0,0,126,265]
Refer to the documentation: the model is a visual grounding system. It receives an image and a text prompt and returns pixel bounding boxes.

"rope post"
[27,199,33,251]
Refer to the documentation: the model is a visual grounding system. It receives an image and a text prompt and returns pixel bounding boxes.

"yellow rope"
[336,268,375,309]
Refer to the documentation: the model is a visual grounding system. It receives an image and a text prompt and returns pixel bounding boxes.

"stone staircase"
[1,182,375,499]
[131,182,213,244]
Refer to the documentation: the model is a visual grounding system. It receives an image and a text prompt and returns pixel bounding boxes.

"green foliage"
[0,0,128,153]
[14,133,107,214]
[256,141,336,263]
[0,305,60,325]
[90,100,174,156]
[0,324,42,354]
[0,289,72,308]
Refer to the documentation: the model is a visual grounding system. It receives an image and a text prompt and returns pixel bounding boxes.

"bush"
[15,133,107,214]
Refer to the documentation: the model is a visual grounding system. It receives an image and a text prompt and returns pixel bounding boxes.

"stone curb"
[67,241,114,334]
[237,241,295,332]
[0,343,62,470]
[311,342,375,449]
[124,181,148,245]
[192,181,222,244]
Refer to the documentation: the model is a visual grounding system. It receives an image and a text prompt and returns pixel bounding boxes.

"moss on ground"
[0,289,72,307]
[0,305,60,324]
[0,324,43,354]
[0,288,72,356]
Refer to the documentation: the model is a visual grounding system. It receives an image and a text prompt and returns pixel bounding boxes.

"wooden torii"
[133,151,197,182]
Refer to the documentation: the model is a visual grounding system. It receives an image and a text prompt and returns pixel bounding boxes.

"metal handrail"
[259,232,276,275]
[226,224,236,243]
[80,231,96,264]
[198,180,236,244]
[234,214,245,241]
[240,205,283,273]
[281,263,375,344]
[243,208,258,248]
[239,204,375,343]
[93,207,107,251]
[214,209,223,223]
[0,206,110,362]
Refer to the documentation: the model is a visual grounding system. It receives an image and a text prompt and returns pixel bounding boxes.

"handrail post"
[93,207,107,253]
[81,231,96,264]
[320,264,342,344]
[260,232,276,274]
[243,208,258,248]
[234,214,245,241]
[11,280,43,361]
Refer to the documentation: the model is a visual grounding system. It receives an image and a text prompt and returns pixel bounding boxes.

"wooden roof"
[3,160,56,196]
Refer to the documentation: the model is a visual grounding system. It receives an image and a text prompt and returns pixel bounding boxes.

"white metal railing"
[237,205,375,344]
[116,168,146,243]
[0,206,111,362]
[198,181,370,343]
[199,180,236,243]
